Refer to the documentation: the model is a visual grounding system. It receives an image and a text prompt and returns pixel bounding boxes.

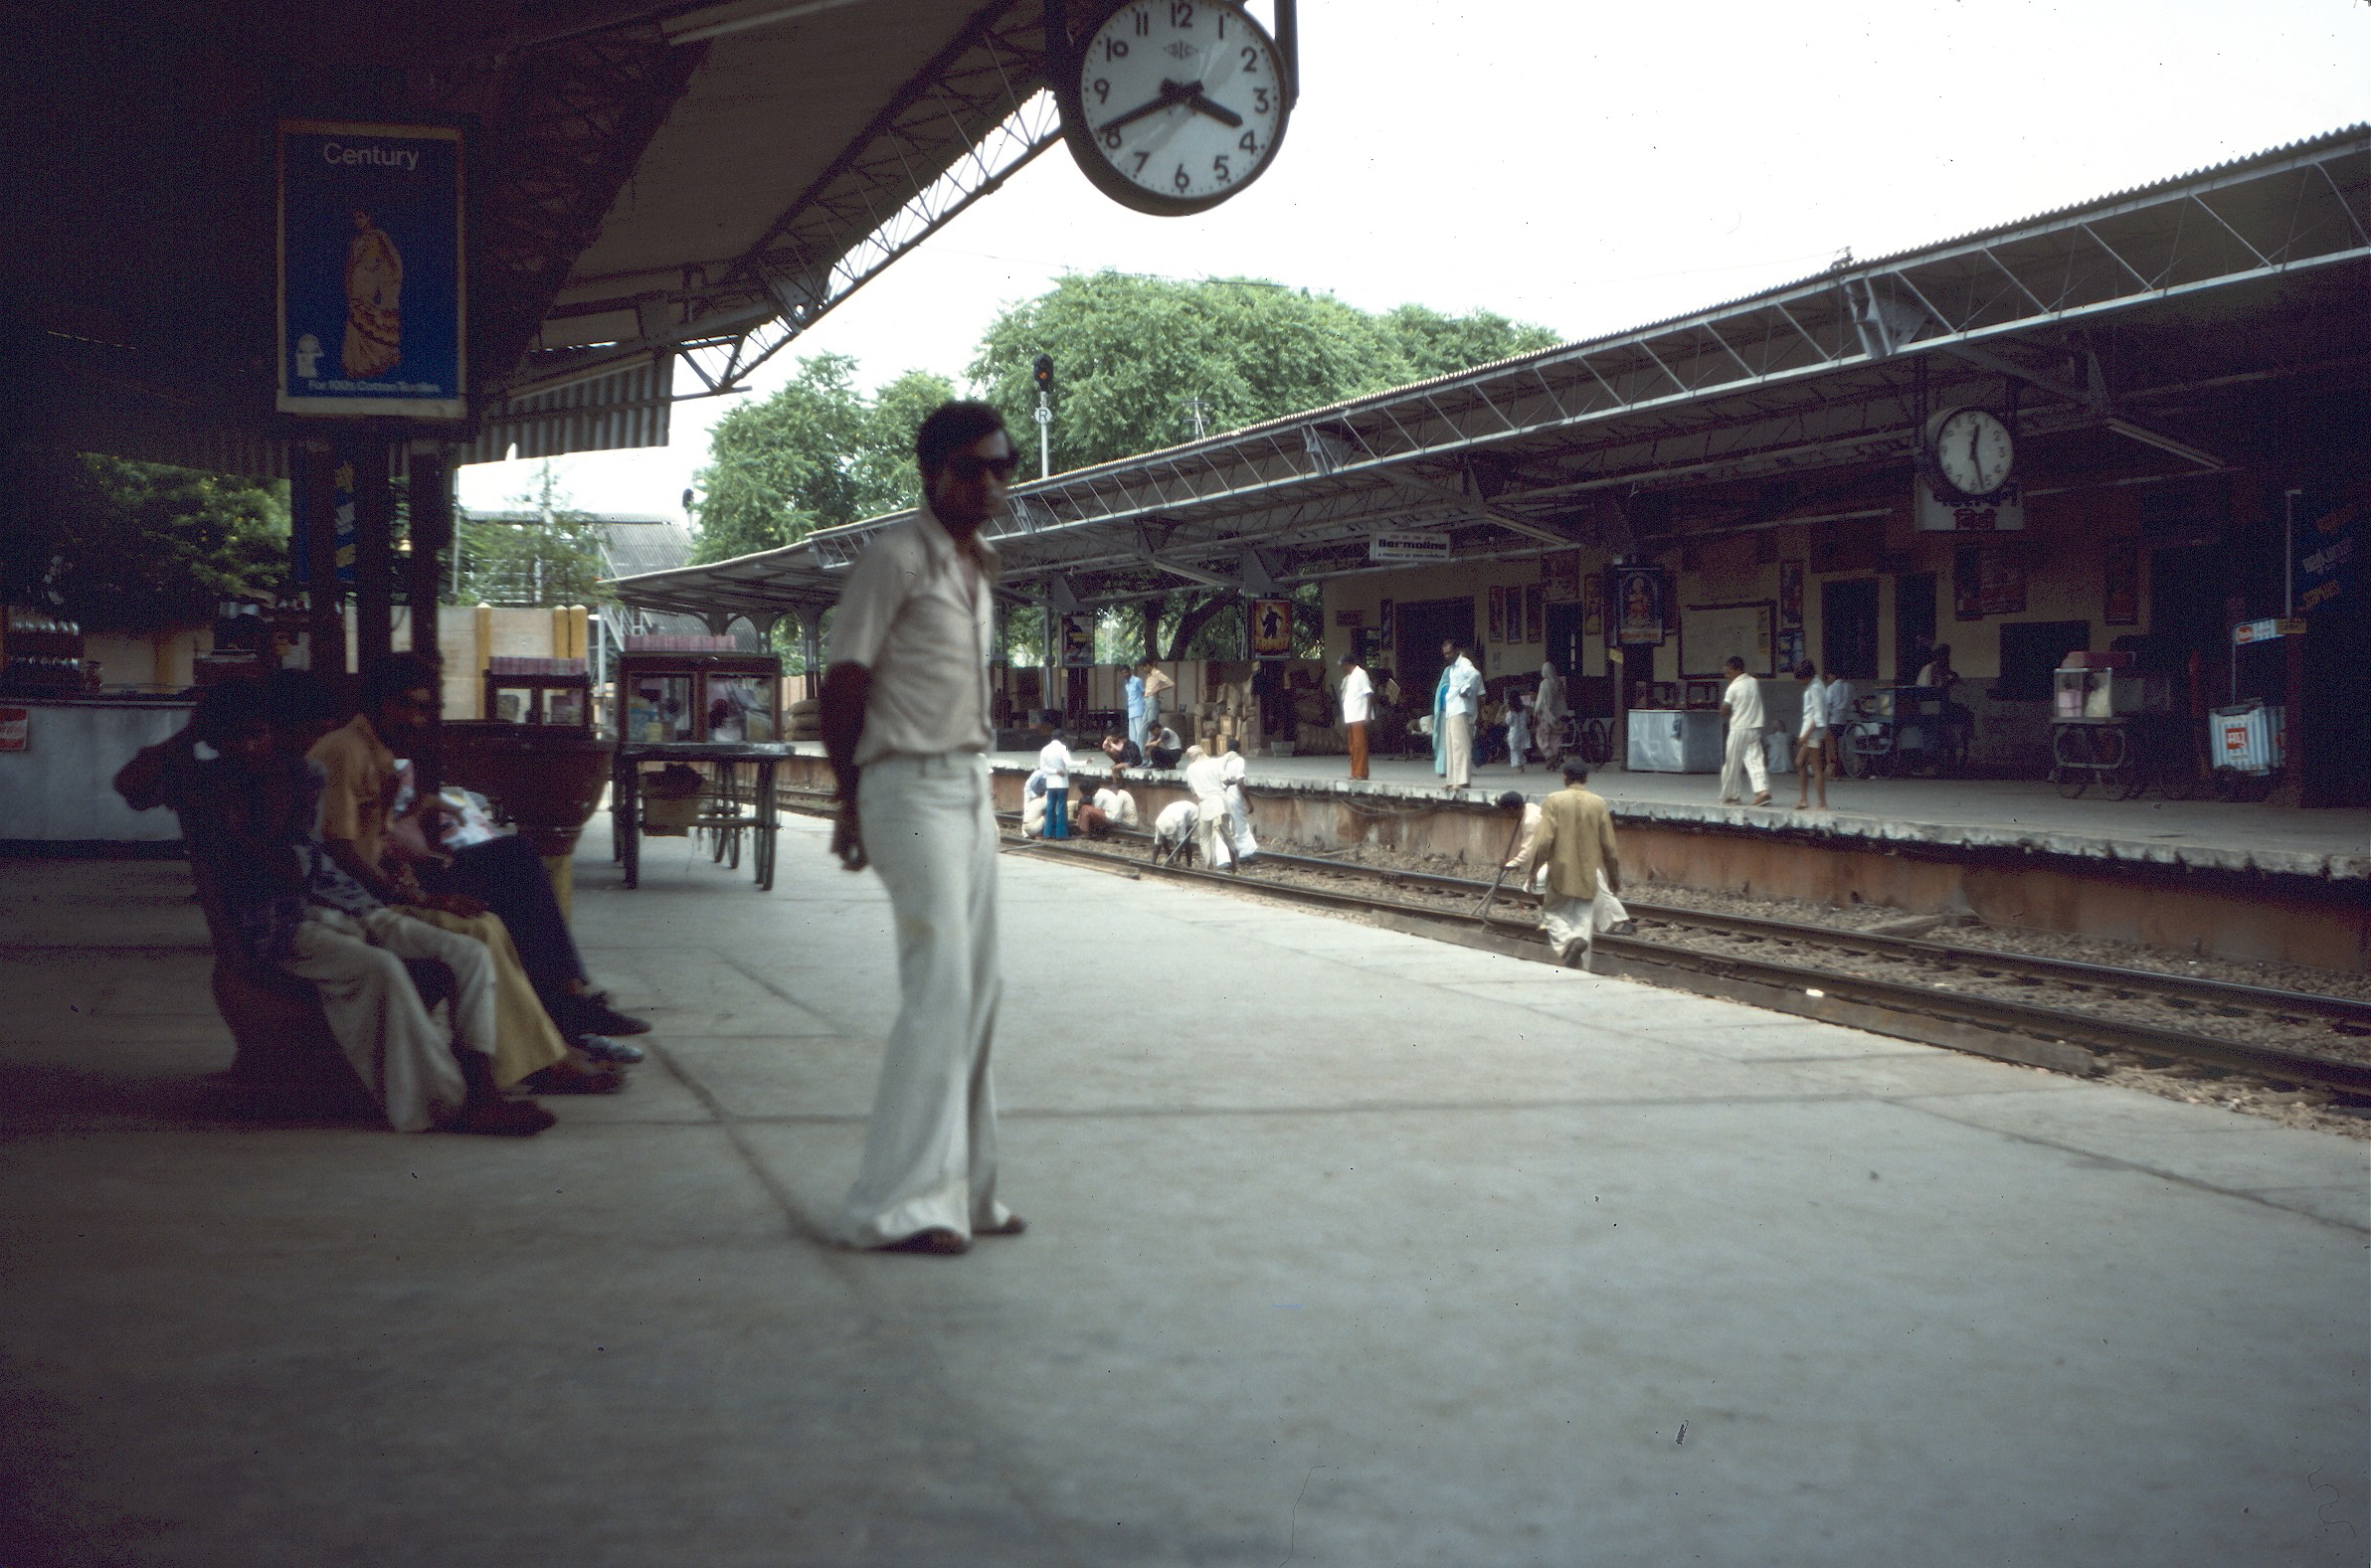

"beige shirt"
[828,507,998,767]
[1529,785,1621,902]
[307,713,397,869]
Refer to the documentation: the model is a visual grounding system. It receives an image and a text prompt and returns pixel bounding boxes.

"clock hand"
[1186,91,1242,127]
[1095,79,1196,139]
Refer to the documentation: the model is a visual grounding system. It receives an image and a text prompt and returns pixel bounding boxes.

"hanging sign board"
[1369,531,1450,564]
[1915,474,2024,531]
[277,120,466,420]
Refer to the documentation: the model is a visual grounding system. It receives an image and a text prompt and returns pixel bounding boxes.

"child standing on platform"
[1505,692,1534,775]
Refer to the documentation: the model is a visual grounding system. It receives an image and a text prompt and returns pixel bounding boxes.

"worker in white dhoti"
[1437,642,1483,790]
[1151,798,1200,864]
[821,401,1027,1257]
[1718,654,1772,806]
[1496,789,1549,894]
[1527,761,1630,967]
[1535,660,1567,762]
[1219,749,1258,863]
[1181,745,1238,870]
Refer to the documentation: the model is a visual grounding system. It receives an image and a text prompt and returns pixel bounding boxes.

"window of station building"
[1995,620,2091,701]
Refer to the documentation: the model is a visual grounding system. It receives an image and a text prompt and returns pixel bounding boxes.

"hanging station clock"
[1921,405,2017,503]
[1060,1,1293,216]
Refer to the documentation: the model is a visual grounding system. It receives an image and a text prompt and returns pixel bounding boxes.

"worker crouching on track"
[1529,761,1633,968]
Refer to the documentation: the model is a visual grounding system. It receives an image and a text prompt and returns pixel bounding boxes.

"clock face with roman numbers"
[1928,407,2016,500]
[1071,1,1290,215]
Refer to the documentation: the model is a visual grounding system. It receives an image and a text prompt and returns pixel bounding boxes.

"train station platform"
[974,745,2371,883]
[2,824,2364,1566]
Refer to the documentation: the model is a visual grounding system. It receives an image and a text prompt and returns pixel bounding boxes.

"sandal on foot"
[974,1215,1027,1237]
[523,1060,625,1096]
[880,1228,971,1256]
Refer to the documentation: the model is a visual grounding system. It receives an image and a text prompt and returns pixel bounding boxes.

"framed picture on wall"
[2102,540,2139,625]
[1612,566,1669,646]
[1778,559,1805,632]
[1581,574,1602,636]
[1524,584,1544,643]
[1488,586,1506,643]
[1544,549,1582,603]
[1378,599,1394,642]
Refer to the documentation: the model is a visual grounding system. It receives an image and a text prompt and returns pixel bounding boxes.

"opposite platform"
[1,828,2364,1566]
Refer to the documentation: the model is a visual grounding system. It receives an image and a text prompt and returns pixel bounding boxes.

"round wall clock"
[1922,405,2017,502]
[1061,1,1292,217]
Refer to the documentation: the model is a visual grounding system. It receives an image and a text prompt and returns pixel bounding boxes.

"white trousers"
[1722,726,1770,800]
[1443,712,1474,788]
[1541,872,1630,966]
[1193,790,1238,869]
[280,907,498,1132]
[845,752,1012,1247]
[1224,785,1258,862]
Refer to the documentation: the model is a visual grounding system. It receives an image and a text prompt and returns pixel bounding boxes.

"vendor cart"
[611,650,785,883]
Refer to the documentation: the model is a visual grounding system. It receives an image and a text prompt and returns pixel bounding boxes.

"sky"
[457,0,2368,522]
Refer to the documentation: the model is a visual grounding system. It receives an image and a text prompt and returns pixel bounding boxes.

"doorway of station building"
[1894,572,1938,684]
[2148,544,2231,699]
[1395,597,1477,725]
[1545,602,1587,687]
[1822,578,1881,682]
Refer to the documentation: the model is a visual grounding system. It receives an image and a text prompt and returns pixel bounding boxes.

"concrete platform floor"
[971,744,2371,879]
[2,826,2365,1567]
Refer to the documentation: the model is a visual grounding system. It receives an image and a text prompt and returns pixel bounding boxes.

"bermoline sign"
[277,120,465,420]
[1369,531,1451,564]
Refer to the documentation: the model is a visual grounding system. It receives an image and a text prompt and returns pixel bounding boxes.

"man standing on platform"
[1437,641,1483,791]
[1124,664,1147,754]
[1528,761,1631,967]
[821,400,1027,1257]
[1718,654,1772,806]
[1339,651,1373,781]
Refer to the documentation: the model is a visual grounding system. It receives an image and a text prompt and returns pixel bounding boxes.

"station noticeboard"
[277,120,465,421]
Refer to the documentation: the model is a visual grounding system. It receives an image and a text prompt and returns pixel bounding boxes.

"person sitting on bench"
[116,679,555,1134]
[309,653,649,1062]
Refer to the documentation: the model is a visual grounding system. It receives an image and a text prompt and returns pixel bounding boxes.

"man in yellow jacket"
[1527,761,1633,967]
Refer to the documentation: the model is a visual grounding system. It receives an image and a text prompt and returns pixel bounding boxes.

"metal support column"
[352,438,396,686]
[406,443,453,792]
[296,444,343,673]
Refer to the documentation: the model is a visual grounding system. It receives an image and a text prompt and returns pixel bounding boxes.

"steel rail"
[1240,845,2371,1030]
[993,831,2371,1098]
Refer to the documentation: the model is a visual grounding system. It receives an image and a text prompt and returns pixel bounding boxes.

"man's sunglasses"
[945,451,1021,481]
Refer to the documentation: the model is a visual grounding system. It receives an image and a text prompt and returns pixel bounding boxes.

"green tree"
[451,462,607,607]
[968,272,1560,657]
[1381,303,1560,381]
[0,453,289,632]
[691,355,952,564]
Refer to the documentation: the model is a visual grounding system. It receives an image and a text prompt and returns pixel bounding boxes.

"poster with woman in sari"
[341,209,404,379]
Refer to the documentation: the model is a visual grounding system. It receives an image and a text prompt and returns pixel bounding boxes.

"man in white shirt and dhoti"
[1436,642,1483,791]
[1182,745,1239,871]
[1719,655,1772,806]
[821,401,1027,1257]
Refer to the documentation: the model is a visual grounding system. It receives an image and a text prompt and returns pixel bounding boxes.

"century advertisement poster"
[277,120,465,420]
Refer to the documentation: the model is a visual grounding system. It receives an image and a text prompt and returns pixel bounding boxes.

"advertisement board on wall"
[1250,598,1294,656]
[277,120,466,420]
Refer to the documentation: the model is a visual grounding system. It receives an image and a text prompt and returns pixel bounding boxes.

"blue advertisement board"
[277,120,465,420]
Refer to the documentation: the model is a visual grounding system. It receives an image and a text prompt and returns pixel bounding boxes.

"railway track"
[769,784,2371,1098]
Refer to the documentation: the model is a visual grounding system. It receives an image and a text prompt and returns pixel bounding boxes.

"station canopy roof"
[7,0,1060,476]
[610,124,2371,630]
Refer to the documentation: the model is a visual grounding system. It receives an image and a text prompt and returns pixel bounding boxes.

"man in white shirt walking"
[1719,654,1772,806]
[821,401,1026,1256]
[1791,659,1830,811]
[1338,652,1373,780]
